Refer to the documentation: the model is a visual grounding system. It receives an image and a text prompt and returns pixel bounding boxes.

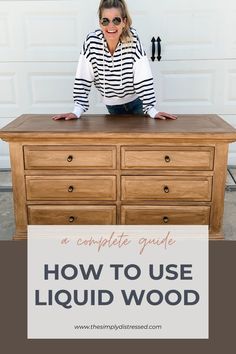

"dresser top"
[1,114,236,141]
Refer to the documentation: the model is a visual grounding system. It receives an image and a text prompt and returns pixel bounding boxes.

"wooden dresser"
[1,114,236,240]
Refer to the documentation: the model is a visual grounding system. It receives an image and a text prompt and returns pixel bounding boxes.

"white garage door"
[0,0,236,167]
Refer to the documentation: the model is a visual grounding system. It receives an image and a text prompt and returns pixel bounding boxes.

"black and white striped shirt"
[73,28,158,118]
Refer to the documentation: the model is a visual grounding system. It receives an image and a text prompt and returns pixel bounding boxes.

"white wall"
[0,0,236,167]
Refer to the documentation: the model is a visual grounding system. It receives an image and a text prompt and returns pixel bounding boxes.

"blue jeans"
[106,97,143,115]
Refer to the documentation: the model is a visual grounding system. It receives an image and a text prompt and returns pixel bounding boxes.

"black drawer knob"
[68,185,74,193]
[163,216,169,223]
[67,155,73,162]
[163,185,169,193]
[68,216,75,223]
[165,155,170,163]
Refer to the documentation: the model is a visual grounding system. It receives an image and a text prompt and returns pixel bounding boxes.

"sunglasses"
[100,17,122,26]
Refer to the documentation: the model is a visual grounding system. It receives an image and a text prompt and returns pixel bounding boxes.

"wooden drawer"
[26,176,116,200]
[24,146,116,169]
[121,146,214,170]
[121,205,210,225]
[121,176,212,201]
[28,205,116,224]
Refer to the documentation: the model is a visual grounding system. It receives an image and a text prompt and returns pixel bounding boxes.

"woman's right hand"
[52,113,78,120]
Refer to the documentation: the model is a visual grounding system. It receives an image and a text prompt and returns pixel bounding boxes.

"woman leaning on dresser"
[52,0,177,121]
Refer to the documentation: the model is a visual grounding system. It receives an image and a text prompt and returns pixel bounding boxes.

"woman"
[53,0,177,121]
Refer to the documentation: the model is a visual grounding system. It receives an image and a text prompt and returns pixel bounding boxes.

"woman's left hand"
[154,112,177,120]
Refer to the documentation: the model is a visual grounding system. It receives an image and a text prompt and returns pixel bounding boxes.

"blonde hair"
[98,0,133,43]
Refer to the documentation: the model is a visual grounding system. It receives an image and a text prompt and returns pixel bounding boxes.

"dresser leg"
[209,231,224,240]
[210,143,228,239]
[9,143,28,241]
[13,231,27,240]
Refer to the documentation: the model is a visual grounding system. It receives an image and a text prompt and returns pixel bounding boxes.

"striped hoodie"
[73,28,158,118]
